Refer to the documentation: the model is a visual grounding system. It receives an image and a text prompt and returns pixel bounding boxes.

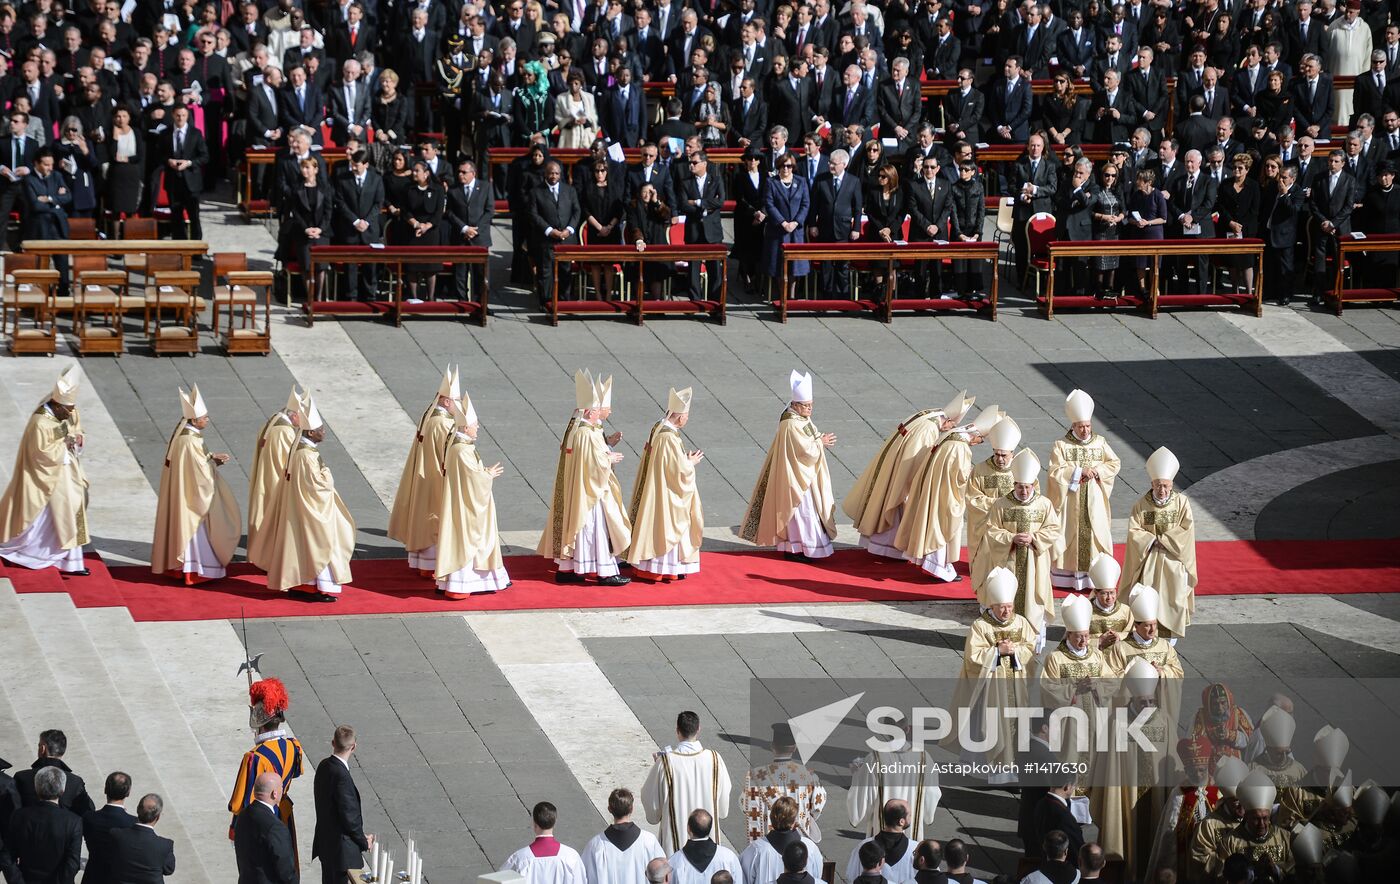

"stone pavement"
[3,188,1399,882]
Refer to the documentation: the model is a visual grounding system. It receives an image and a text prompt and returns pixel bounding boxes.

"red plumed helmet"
[248,678,290,728]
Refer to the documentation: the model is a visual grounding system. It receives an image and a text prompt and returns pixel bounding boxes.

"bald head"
[253,772,282,802]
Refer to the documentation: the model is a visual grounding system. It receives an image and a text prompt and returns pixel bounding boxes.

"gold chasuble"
[966,457,1015,564]
[246,414,298,568]
[536,421,632,560]
[265,441,356,591]
[1039,641,1112,770]
[940,609,1036,768]
[842,409,942,536]
[626,420,703,567]
[387,404,455,554]
[150,424,240,574]
[1046,431,1121,579]
[435,432,505,578]
[0,406,89,552]
[893,434,973,560]
[977,492,1061,630]
[740,409,836,546]
[1121,491,1198,638]
[1090,601,1135,644]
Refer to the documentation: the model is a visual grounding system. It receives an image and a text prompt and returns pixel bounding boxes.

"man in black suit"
[1031,783,1084,863]
[1057,10,1097,80]
[766,65,812,142]
[1170,149,1218,292]
[627,141,673,204]
[13,731,94,819]
[680,151,725,299]
[1011,133,1056,281]
[1351,51,1391,128]
[876,58,920,155]
[988,57,1033,143]
[1292,55,1334,140]
[808,147,863,296]
[158,105,209,239]
[234,772,297,884]
[1175,95,1216,157]
[279,65,325,144]
[1090,68,1140,144]
[604,67,646,147]
[312,726,371,884]
[630,7,668,80]
[6,766,82,884]
[1266,165,1304,305]
[1058,158,1096,294]
[228,2,268,55]
[1125,46,1168,138]
[1311,150,1355,303]
[247,66,284,149]
[81,772,135,884]
[531,160,582,304]
[1088,33,1131,85]
[1015,715,1058,857]
[446,159,495,301]
[331,150,385,300]
[729,77,767,149]
[908,156,956,296]
[0,109,38,249]
[326,58,371,146]
[1012,5,1052,76]
[107,794,176,883]
[827,64,874,132]
[941,69,984,143]
[1288,1,1327,68]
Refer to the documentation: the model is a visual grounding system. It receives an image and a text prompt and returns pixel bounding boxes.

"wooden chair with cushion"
[211,252,250,338]
[7,268,61,355]
[68,217,99,240]
[122,217,160,276]
[73,254,128,356]
[149,270,201,355]
[220,271,273,355]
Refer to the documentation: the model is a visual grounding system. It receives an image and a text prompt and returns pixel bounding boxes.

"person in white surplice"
[738,796,823,883]
[642,711,734,854]
[844,800,917,883]
[666,810,743,884]
[582,788,666,884]
[847,733,942,841]
[502,801,587,884]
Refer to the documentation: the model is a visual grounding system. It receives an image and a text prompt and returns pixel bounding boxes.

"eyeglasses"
[689,159,702,165]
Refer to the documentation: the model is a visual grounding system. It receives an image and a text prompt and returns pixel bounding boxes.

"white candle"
[411,852,420,884]
[377,850,389,882]
[370,841,380,879]
[385,859,393,884]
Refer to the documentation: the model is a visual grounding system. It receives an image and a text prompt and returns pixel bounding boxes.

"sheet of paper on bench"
[369,242,386,249]
[1351,232,1367,239]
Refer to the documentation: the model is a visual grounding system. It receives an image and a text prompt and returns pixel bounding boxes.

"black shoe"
[676,574,687,580]
[554,571,586,584]
[617,561,633,570]
[314,593,338,602]
[783,551,806,561]
[598,575,631,586]
[434,586,446,595]
[935,574,963,584]
[64,568,91,577]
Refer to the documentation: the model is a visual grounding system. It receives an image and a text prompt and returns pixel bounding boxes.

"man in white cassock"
[643,711,734,854]
[739,797,822,884]
[1120,447,1197,641]
[582,788,665,884]
[847,728,941,841]
[843,391,965,559]
[843,800,917,883]
[503,801,588,884]
[537,371,632,585]
[740,724,827,843]
[1047,390,1121,591]
[666,810,743,884]
[150,385,240,584]
[740,370,837,560]
[0,367,90,575]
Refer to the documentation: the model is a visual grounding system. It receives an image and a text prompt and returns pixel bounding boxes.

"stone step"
[135,617,320,874]
[9,588,214,884]
[76,606,240,882]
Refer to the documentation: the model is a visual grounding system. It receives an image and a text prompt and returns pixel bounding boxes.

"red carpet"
[1,538,1397,622]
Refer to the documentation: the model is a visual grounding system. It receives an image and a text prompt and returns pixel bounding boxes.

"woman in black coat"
[1040,75,1088,146]
[399,161,446,300]
[371,69,413,148]
[1216,152,1261,292]
[1360,161,1400,286]
[506,142,551,285]
[275,157,332,301]
[731,148,767,291]
[102,104,145,217]
[579,159,627,299]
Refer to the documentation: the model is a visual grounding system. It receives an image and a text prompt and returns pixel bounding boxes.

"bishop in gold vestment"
[388,367,458,576]
[896,400,1002,582]
[966,417,1023,573]
[537,372,632,584]
[843,391,965,559]
[1086,555,1134,651]
[977,450,1061,643]
[1121,447,1198,639]
[435,394,510,597]
[150,386,240,583]
[941,568,1036,784]
[246,388,302,570]
[741,370,836,559]
[264,396,355,600]
[1047,390,1121,590]
[626,387,704,579]
[0,368,89,574]
[1039,595,1111,770]
[1211,772,1294,875]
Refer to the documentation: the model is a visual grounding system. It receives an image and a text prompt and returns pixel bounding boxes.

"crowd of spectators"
[4,0,1400,305]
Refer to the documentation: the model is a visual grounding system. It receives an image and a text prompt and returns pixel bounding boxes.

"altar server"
[581,788,666,884]
[625,386,705,580]
[666,811,743,884]
[503,801,588,884]
[739,796,823,884]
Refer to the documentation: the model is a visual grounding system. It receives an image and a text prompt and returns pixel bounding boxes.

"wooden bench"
[1328,232,1400,314]
[149,271,201,355]
[220,271,274,354]
[306,245,491,326]
[1042,237,1265,319]
[548,243,729,326]
[6,269,60,355]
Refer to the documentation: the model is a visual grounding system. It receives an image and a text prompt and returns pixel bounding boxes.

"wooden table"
[548,244,728,326]
[776,241,999,322]
[22,239,208,270]
[1328,233,1400,314]
[306,245,490,326]
[1042,238,1264,319]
